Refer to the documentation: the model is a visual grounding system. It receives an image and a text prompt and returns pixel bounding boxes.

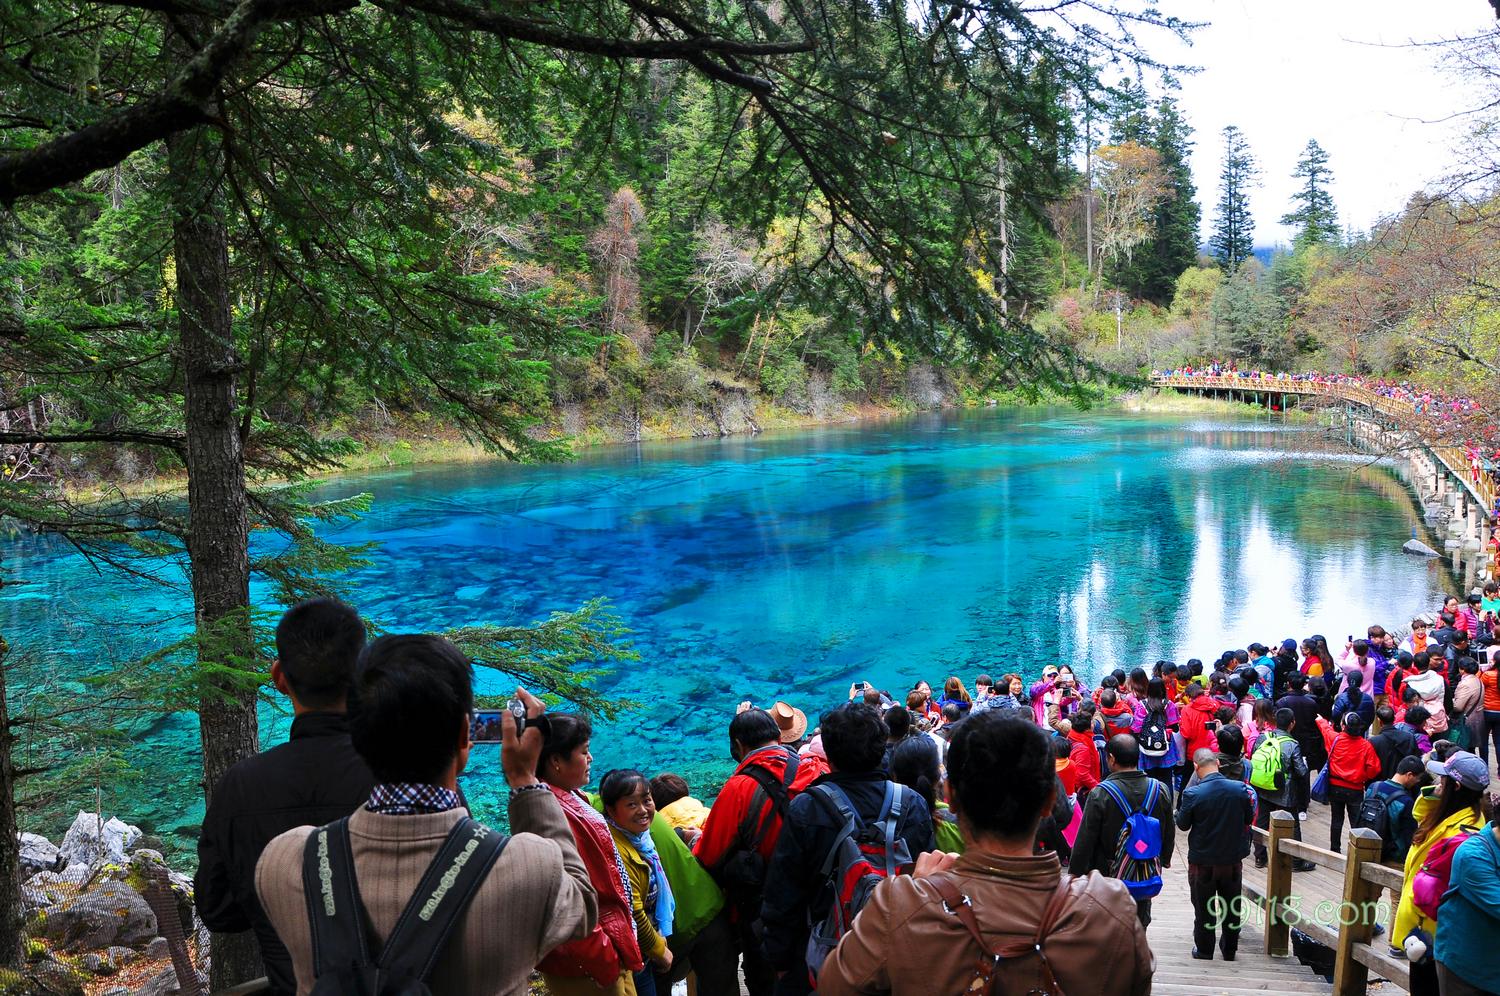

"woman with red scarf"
[539,714,644,996]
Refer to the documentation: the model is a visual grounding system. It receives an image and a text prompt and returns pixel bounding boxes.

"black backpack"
[1352,782,1406,862]
[1139,702,1170,757]
[301,816,508,994]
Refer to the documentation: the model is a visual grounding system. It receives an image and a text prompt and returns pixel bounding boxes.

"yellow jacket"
[608,825,669,963]
[1394,788,1485,942]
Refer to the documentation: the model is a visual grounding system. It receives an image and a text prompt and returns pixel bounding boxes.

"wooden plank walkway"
[1147,805,1350,995]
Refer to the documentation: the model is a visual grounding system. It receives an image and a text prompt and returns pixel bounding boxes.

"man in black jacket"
[1069,734,1174,926]
[1369,704,1421,779]
[1177,749,1257,962]
[194,599,375,995]
[760,703,934,996]
[1277,673,1326,775]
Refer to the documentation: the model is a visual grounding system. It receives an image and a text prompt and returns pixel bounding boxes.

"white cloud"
[1138,0,1494,246]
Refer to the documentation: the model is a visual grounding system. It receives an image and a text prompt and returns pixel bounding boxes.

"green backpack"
[1249,732,1289,792]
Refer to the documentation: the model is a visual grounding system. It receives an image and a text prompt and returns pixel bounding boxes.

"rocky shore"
[18,813,204,996]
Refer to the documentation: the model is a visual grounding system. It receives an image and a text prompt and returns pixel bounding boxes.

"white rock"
[58,811,142,869]
[19,832,63,876]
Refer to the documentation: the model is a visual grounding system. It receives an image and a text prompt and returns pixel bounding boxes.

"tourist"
[254,638,599,995]
[1127,666,1151,704]
[1278,673,1328,778]
[890,735,961,853]
[906,682,940,724]
[936,676,973,715]
[1399,619,1430,657]
[1326,713,1382,852]
[1176,749,1257,962]
[1187,725,1248,787]
[1332,680,1374,731]
[1068,733,1173,926]
[1356,756,1424,866]
[1339,639,1377,696]
[1044,667,1086,731]
[1248,708,1311,870]
[771,701,810,749]
[1178,684,1220,787]
[1431,612,1459,652]
[1132,677,1181,789]
[1370,705,1423,780]
[1248,643,1275,696]
[814,713,1153,996]
[537,713,644,996]
[1454,658,1485,751]
[1097,688,1136,738]
[1272,640,1301,699]
[1477,653,1500,766]
[197,598,375,996]
[1029,664,1061,725]
[639,799,737,996]
[760,703,933,995]
[1404,653,1450,739]
[1458,593,1483,640]
[601,770,675,996]
[650,774,710,846]
[1065,713,1101,793]
[991,673,1029,712]
[1431,814,1500,996]
[1395,752,1491,996]
[694,707,818,996]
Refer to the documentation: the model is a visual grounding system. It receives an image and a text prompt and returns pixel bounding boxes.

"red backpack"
[803,781,913,984]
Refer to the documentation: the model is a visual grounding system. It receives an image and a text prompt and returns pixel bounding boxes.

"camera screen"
[471,710,506,744]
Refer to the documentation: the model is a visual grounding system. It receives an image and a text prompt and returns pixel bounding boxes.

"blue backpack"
[1098,779,1164,900]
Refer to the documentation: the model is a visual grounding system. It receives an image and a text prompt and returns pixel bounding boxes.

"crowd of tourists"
[193,596,1500,996]
[1158,363,1500,507]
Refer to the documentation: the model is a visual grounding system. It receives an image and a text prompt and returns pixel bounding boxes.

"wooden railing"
[1153,373,1498,516]
[1246,813,1411,996]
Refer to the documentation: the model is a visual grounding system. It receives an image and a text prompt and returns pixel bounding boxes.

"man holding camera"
[255,634,598,994]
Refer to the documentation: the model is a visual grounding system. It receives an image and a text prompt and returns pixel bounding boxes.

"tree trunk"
[0,633,24,973]
[167,120,262,990]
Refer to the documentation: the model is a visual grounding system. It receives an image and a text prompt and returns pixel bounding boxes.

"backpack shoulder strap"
[880,782,901,876]
[810,783,862,877]
[1096,778,1131,818]
[302,817,371,980]
[1142,779,1161,814]
[741,758,795,819]
[377,817,510,982]
[782,749,801,789]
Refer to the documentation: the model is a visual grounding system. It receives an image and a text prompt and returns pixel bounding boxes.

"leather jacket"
[816,850,1153,996]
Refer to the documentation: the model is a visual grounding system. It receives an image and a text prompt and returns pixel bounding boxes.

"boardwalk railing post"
[1265,811,1295,957]
[1332,827,1383,996]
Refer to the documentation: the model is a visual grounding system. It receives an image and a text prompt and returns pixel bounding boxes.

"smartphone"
[470,709,505,744]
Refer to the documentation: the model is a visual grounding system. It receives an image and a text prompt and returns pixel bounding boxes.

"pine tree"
[1107,78,1153,144]
[1281,139,1340,247]
[1209,125,1258,271]
[1117,96,1200,303]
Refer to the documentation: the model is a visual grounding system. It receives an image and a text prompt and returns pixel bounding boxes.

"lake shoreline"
[60,388,1290,505]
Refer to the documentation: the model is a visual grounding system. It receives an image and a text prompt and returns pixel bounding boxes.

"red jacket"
[1179,695,1220,759]
[539,787,644,986]
[1097,701,1135,738]
[693,744,819,873]
[1327,733,1382,791]
[1067,728,1100,790]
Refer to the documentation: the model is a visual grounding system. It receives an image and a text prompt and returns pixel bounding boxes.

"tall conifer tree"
[1209,125,1257,270]
[1281,139,1340,247]
[1117,95,1200,302]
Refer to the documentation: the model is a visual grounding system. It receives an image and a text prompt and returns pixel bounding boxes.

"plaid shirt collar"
[365,782,461,816]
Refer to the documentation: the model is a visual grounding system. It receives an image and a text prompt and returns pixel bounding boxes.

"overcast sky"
[1135,1,1497,246]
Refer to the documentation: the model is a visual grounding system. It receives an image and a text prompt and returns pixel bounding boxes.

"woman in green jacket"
[892,736,964,853]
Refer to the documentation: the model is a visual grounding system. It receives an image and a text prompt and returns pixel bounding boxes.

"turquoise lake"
[0,408,1452,852]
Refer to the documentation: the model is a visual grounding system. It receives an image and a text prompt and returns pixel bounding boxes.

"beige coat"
[255,788,597,995]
